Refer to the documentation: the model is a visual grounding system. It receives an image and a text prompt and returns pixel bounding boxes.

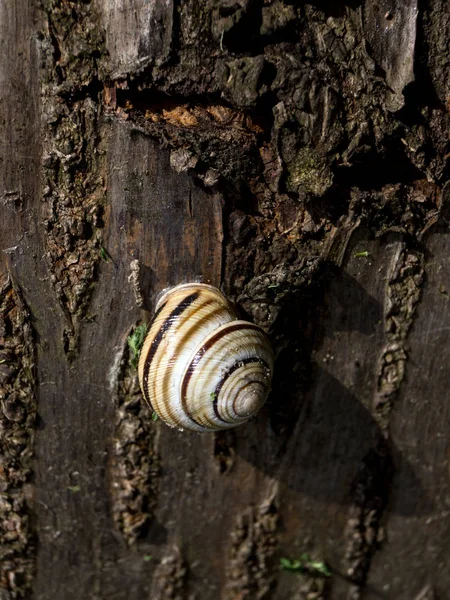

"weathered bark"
[0,1,449,599]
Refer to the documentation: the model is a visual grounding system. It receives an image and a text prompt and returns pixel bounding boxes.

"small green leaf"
[99,245,110,261]
[151,412,159,422]
[309,561,331,577]
[353,250,369,258]
[210,392,217,401]
[67,485,81,493]
[268,284,279,289]
[128,324,148,369]
[143,555,152,562]
[280,554,331,577]
[280,558,303,572]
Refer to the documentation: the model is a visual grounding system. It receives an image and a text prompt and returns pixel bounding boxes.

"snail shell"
[138,283,274,432]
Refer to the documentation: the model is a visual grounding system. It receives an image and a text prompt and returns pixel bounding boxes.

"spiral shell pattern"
[138,283,274,432]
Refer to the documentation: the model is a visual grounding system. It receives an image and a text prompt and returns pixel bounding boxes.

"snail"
[138,283,274,432]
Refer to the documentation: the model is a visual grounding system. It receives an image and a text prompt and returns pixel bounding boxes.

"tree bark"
[0,1,449,599]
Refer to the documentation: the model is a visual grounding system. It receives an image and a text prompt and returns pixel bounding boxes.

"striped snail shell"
[138,283,274,432]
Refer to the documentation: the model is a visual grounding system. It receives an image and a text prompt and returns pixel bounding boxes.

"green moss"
[286,147,333,196]
[280,553,331,577]
[128,324,148,369]
[99,245,110,261]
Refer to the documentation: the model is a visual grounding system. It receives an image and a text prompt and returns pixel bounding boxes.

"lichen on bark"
[0,276,36,599]
[39,0,107,356]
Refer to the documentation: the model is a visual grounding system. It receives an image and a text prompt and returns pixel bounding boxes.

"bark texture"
[0,1,449,599]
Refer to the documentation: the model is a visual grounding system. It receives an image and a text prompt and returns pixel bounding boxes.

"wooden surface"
[0,1,449,599]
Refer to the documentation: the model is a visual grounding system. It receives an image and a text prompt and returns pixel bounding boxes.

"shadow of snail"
[138,279,430,519]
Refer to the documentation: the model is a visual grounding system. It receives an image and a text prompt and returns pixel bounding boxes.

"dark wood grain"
[366,225,450,600]
[0,0,42,594]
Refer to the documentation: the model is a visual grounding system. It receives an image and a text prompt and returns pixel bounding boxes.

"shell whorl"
[137,283,274,432]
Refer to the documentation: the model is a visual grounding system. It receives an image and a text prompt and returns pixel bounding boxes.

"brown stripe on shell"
[180,322,265,427]
[141,292,199,413]
[160,300,231,424]
[153,300,168,322]
[137,300,167,406]
[149,288,233,427]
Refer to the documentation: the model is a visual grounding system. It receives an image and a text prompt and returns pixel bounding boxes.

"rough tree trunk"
[0,1,449,599]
